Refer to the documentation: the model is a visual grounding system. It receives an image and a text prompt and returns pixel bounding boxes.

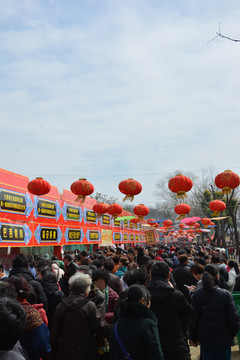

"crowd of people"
[0,243,239,360]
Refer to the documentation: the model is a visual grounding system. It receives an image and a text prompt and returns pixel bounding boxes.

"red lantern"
[210,221,215,226]
[118,178,142,201]
[93,203,109,218]
[209,200,226,217]
[70,178,94,203]
[133,204,149,221]
[163,219,173,228]
[201,218,211,228]
[179,223,186,229]
[215,170,240,195]
[178,229,185,236]
[107,203,123,219]
[194,223,200,228]
[153,223,159,228]
[27,177,51,196]
[168,174,193,199]
[174,203,191,219]
[131,217,139,224]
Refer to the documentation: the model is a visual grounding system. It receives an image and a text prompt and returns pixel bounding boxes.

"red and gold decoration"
[215,170,240,195]
[209,200,226,217]
[93,203,109,218]
[107,203,123,219]
[118,178,142,201]
[168,174,193,199]
[201,218,211,228]
[174,203,191,219]
[133,204,149,221]
[70,178,94,203]
[27,177,51,196]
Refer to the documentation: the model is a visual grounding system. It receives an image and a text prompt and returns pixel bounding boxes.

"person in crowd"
[190,263,204,289]
[60,253,79,296]
[27,290,48,326]
[51,260,64,282]
[189,264,240,360]
[51,256,65,271]
[211,255,229,290]
[112,255,120,274]
[148,261,192,360]
[110,284,164,360]
[77,265,106,318]
[0,297,27,360]
[9,254,48,309]
[49,272,110,360]
[7,275,51,360]
[92,269,119,324]
[37,267,64,328]
[27,255,37,278]
[227,260,239,292]
[115,257,129,279]
[103,259,123,295]
[172,254,197,303]
[113,268,149,323]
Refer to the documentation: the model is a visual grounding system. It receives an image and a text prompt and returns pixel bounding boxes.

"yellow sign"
[101,229,113,246]
[145,230,156,245]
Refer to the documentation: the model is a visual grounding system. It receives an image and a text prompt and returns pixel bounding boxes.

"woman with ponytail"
[189,265,239,360]
[110,284,164,360]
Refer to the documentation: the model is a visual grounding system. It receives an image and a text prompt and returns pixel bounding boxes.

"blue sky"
[1,0,240,206]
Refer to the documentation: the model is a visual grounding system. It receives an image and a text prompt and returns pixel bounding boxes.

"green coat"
[110,301,164,360]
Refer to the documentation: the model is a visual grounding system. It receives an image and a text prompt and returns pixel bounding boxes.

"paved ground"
[190,344,240,359]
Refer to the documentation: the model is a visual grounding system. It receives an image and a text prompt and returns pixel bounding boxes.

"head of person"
[150,262,170,281]
[103,259,115,273]
[119,256,129,268]
[211,255,221,264]
[7,275,30,300]
[178,254,189,265]
[92,269,110,291]
[42,269,58,283]
[202,264,219,291]
[77,265,93,277]
[125,284,151,308]
[190,263,204,281]
[63,253,74,267]
[0,297,26,350]
[12,254,28,269]
[37,265,52,280]
[69,272,92,297]
[228,260,239,275]
[123,268,149,287]
[0,281,17,299]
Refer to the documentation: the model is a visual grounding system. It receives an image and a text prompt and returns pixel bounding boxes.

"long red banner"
[0,169,146,247]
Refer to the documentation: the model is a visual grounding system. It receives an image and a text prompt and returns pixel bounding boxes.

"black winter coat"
[189,286,240,347]
[110,301,164,360]
[172,264,197,303]
[148,279,192,360]
[9,267,48,309]
[49,295,110,360]
[59,261,78,296]
[38,279,64,328]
